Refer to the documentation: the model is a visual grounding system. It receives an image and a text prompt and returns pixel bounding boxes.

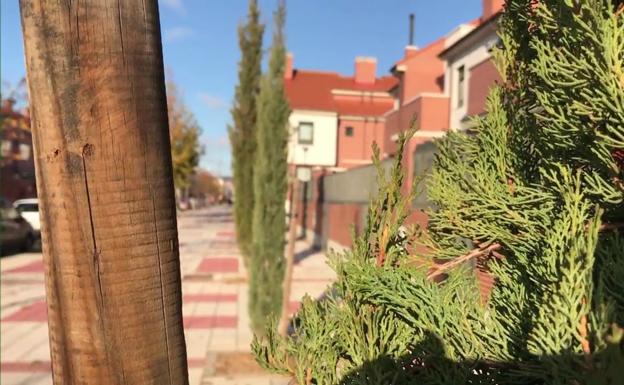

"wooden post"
[278,175,300,336]
[19,1,189,383]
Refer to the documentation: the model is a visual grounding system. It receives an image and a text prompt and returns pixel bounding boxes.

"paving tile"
[197,258,239,274]
[184,316,237,329]
[2,301,47,322]
[184,293,238,303]
[0,361,51,372]
[1,373,52,385]
[185,330,211,358]
[1,323,48,359]
[189,367,205,385]
[4,260,44,274]
[193,302,237,317]
[0,207,336,385]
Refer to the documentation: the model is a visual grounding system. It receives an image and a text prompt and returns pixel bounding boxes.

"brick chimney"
[285,53,294,80]
[1,98,15,113]
[404,46,419,59]
[354,57,376,85]
[482,0,504,20]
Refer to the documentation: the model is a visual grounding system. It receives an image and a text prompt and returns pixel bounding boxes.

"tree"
[229,0,264,264]
[19,1,189,383]
[278,174,300,336]
[190,169,223,202]
[249,1,290,336]
[167,78,202,197]
[253,1,624,383]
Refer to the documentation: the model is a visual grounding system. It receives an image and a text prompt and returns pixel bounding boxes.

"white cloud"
[161,0,186,15]
[198,92,228,110]
[163,27,193,43]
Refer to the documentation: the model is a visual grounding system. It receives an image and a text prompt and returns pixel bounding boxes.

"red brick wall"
[1,111,36,202]
[337,119,386,168]
[401,39,446,102]
[482,0,504,20]
[326,203,362,248]
[355,58,376,84]
[384,95,449,157]
[467,58,501,117]
[383,109,400,156]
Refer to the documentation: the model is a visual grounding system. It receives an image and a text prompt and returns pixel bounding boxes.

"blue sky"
[1,0,480,176]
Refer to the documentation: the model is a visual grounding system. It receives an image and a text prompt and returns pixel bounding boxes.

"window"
[298,122,313,145]
[19,144,31,160]
[1,140,11,157]
[16,203,38,213]
[457,65,465,108]
[345,126,354,137]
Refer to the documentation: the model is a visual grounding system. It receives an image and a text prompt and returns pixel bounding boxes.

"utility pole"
[19,1,189,383]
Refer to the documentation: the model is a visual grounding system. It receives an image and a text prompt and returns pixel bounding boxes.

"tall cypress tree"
[249,1,290,335]
[229,0,264,264]
[254,0,624,383]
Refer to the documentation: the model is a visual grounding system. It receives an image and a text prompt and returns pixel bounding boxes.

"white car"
[13,198,40,235]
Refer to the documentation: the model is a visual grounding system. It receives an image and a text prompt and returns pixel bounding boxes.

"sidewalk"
[0,205,335,384]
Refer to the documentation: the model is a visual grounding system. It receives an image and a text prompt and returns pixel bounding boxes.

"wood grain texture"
[19,0,189,383]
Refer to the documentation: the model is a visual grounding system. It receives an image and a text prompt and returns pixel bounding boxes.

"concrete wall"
[324,159,393,204]
[288,110,338,166]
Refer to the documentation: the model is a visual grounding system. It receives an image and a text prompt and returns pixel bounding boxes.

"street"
[1,205,335,385]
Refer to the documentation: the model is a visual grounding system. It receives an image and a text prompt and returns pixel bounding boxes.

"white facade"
[444,28,499,131]
[288,109,338,166]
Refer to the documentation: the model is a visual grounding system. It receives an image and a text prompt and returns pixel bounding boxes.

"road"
[1,205,334,385]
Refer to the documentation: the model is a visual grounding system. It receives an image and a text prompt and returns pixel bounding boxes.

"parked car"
[13,198,40,236]
[1,198,35,253]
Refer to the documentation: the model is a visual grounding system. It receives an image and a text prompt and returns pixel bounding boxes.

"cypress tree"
[253,0,624,383]
[249,1,290,336]
[229,0,264,264]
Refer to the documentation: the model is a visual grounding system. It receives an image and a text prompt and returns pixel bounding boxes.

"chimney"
[354,57,377,85]
[285,53,294,80]
[1,98,15,113]
[482,0,504,20]
[405,46,418,59]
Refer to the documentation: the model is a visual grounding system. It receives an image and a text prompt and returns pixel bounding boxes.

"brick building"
[285,0,505,250]
[1,99,36,202]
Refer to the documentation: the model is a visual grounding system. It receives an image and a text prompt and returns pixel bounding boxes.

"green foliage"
[253,0,624,383]
[229,0,264,263]
[249,1,290,336]
[167,79,202,191]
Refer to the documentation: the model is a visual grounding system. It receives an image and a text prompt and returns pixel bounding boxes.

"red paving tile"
[183,316,237,329]
[197,258,238,274]
[187,357,207,368]
[183,293,238,303]
[2,301,48,322]
[1,361,51,372]
[5,260,44,274]
[289,301,301,314]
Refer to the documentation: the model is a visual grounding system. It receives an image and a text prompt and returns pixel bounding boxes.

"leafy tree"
[249,1,290,336]
[167,79,202,193]
[253,1,624,383]
[229,0,264,264]
[190,169,223,201]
